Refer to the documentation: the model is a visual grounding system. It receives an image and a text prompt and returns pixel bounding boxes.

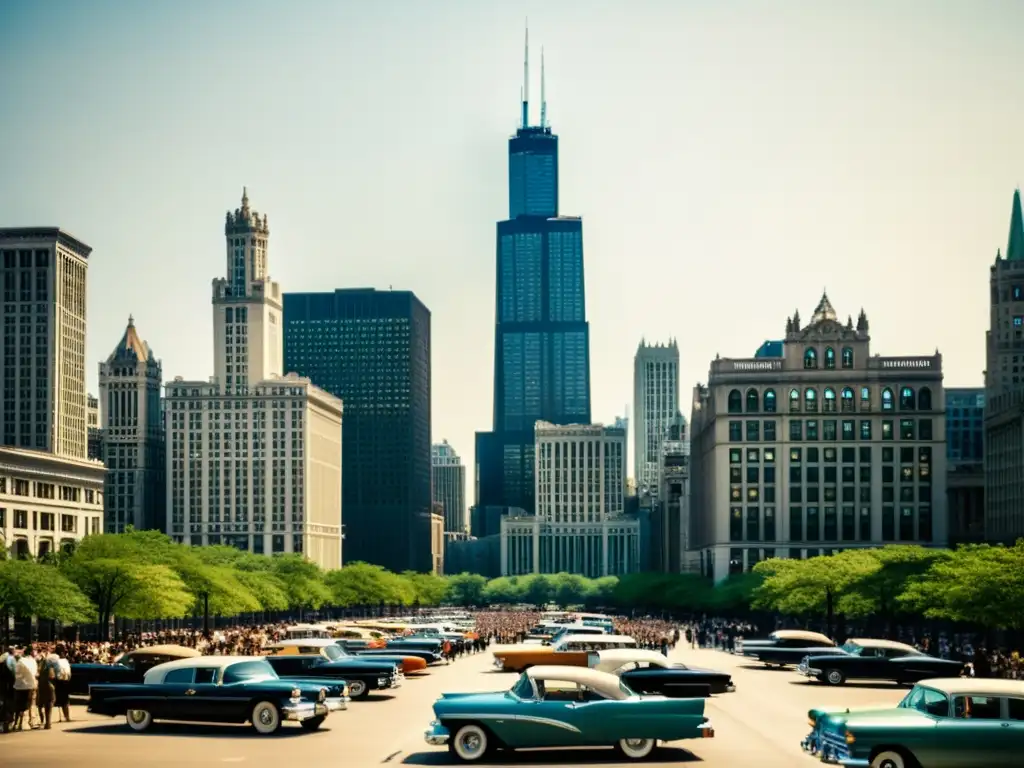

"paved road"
[3,645,908,767]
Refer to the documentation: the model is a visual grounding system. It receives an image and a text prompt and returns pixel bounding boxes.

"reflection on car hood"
[277,676,346,695]
[434,691,510,711]
[816,706,933,730]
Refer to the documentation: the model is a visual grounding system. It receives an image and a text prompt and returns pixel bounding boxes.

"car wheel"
[300,715,326,731]
[449,723,489,762]
[250,701,281,735]
[825,668,846,686]
[871,751,906,768]
[616,738,657,760]
[348,680,369,699]
[125,709,153,732]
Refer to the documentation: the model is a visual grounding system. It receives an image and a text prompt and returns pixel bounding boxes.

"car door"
[186,666,225,721]
[157,667,198,720]
[512,681,588,748]
[889,652,942,683]
[931,694,1016,768]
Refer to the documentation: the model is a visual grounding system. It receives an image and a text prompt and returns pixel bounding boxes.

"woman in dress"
[53,645,72,723]
[36,651,56,730]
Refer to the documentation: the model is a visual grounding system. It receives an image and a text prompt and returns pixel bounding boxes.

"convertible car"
[264,653,402,699]
[738,629,844,667]
[797,638,966,686]
[88,656,345,734]
[265,637,426,674]
[69,644,201,696]
[591,648,735,696]
[801,678,1024,767]
[425,665,714,762]
[493,634,638,673]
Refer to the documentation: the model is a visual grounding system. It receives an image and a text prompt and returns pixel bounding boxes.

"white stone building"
[501,421,638,577]
[164,191,344,570]
[634,340,680,494]
[689,293,947,583]
[431,440,466,534]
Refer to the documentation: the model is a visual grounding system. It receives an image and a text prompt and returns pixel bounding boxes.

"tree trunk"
[202,593,210,638]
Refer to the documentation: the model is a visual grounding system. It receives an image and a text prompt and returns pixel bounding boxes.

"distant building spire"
[540,46,547,128]
[521,21,530,129]
[1008,188,1024,261]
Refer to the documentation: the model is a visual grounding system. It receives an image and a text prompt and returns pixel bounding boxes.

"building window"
[882,506,895,541]
[841,420,855,440]
[764,420,776,441]
[804,388,818,412]
[899,507,915,540]
[823,420,837,441]
[824,347,836,370]
[746,420,760,441]
[746,507,760,541]
[789,506,803,541]
[804,348,818,369]
[881,388,894,411]
[789,388,800,412]
[806,506,820,541]
[823,388,836,413]
[790,420,802,441]
[860,420,872,440]
[746,388,759,413]
[727,390,742,414]
[730,448,742,464]
[765,448,775,463]
[919,418,932,440]
[824,506,837,540]
[764,507,776,541]
[763,389,776,413]
[841,347,854,368]
[840,387,855,412]
[882,420,893,440]
[919,505,932,542]
[806,420,819,440]
[900,419,916,440]
[900,387,916,411]
[729,421,742,442]
[918,387,932,411]
[730,507,743,541]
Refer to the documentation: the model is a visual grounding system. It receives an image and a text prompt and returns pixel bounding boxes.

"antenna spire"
[540,46,547,128]
[521,21,530,128]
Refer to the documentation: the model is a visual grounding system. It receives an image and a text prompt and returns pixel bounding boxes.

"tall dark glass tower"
[282,289,433,573]
[475,35,592,516]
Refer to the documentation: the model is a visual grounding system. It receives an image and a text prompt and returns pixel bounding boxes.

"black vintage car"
[797,638,967,686]
[88,656,343,734]
[348,645,442,665]
[593,650,735,697]
[70,644,202,696]
[739,630,846,667]
[264,654,402,699]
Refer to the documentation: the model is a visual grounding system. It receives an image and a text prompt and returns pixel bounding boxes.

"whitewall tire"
[617,738,657,760]
[825,669,845,686]
[348,680,369,699]
[125,709,153,732]
[250,701,281,735]
[871,752,906,768]
[450,724,489,762]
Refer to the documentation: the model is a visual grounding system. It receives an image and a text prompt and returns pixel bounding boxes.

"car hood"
[279,676,347,695]
[805,650,853,661]
[71,662,126,670]
[813,706,933,730]
[675,666,730,677]
[319,660,397,674]
[434,691,511,712]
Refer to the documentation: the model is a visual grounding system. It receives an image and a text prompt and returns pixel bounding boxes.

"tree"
[520,574,555,608]
[324,562,391,607]
[585,576,619,609]
[482,576,523,605]
[707,572,762,614]
[445,573,487,607]
[270,555,331,612]
[402,571,448,606]
[0,559,94,625]
[551,573,593,608]
[839,546,949,628]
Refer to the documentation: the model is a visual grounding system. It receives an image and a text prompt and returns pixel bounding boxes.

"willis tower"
[474,30,592,522]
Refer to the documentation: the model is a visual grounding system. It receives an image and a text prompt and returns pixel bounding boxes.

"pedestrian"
[0,646,16,733]
[53,645,72,723]
[13,647,39,730]
[37,653,56,729]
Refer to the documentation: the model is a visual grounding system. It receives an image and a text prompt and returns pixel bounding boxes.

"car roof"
[525,665,629,700]
[918,678,1024,696]
[594,649,670,668]
[846,638,920,653]
[143,655,267,684]
[555,634,635,645]
[125,644,202,658]
[266,638,336,648]
[770,630,833,644]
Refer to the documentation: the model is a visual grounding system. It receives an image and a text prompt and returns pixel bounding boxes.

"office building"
[430,506,445,575]
[165,191,344,569]
[475,35,591,517]
[656,414,691,572]
[984,190,1024,544]
[690,292,947,583]
[283,289,432,573]
[432,440,467,534]
[87,395,101,460]
[98,316,166,533]
[0,228,105,558]
[634,340,680,493]
[946,388,984,543]
[501,421,638,577]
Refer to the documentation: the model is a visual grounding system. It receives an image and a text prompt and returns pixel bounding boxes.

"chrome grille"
[819,730,851,763]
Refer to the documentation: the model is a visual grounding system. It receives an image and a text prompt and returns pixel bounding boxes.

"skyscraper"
[283,289,433,573]
[634,340,680,493]
[475,32,591,517]
[99,316,165,533]
[432,440,467,534]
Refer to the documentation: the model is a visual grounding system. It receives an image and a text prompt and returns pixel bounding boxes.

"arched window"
[804,387,818,412]
[900,386,916,411]
[881,387,894,411]
[918,387,932,412]
[789,388,801,412]
[841,347,854,369]
[861,386,871,406]
[764,389,777,413]
[825,347,836,370]
[823,387,837,413]
[746,388,759,413]
[841,387,855,412]
[727,389,742,414]
[804,348,818,369]
[13,539,30,560]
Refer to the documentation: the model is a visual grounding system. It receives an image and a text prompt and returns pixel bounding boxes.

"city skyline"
[2,2,1020,501]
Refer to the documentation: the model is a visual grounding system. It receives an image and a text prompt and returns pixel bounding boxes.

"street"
[2,646,908,767]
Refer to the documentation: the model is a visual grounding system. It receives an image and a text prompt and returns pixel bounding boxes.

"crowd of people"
[0,645,72,732]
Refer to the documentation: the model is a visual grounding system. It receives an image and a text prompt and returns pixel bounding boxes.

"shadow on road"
[65,722,328,739]
[402,747,701,764]
[737,664,791,671]
[787,680,906,690]
[357,694,399,703]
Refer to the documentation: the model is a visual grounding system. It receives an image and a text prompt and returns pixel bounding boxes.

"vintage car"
[265,637,426,674]
[738,629,844,667]
[69,644,202,696]
[493,634,638,673]
[264,653,402,699]
[424,665,713,762]
[341,639,442,665]
[87,656,345,734]
[801,678,1024,767]
[591,648,735,696]
[797,638,967,686]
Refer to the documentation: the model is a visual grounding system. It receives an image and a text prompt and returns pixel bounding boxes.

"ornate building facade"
[690,293,947,583]
[634,339,680,493]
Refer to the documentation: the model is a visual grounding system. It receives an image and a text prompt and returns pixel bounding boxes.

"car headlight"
[845,730,855,745]
[808,716,816,727]
[290,688,302,699]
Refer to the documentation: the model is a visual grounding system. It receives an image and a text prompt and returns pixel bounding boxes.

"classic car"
[493,634,638,673]
[340,639,442,665]
[265,637,427,674]
[264,653,402,699]
[801,678,1024,767]
[738,629,845,667]
[591,648,735,696]
[798,638,967,686]
[69,644,202,696]
[87,656,346,734]
[424,665,713,762]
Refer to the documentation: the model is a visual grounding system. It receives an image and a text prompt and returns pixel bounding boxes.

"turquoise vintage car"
[424,664,713,762]
[801,678,1024,767]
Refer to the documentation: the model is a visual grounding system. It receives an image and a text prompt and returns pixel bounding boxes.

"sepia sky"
[2,0,1021,499]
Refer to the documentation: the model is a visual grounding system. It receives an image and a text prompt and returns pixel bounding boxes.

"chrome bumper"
[425,720,450,746]
[798,666,821,677]
[281,702,329,721]
[325,696,350,712]
[385,675,403,689]
[801,729,868,766]
[493,657,505,670]
[725,682,736,692]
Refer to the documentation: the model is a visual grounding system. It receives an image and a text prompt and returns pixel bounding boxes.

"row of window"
[728,504,933,543]
[728,385,935,414]
[803,346,854,370]
[730,418,934,442]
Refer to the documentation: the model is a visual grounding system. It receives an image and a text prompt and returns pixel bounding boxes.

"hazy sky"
[2,1,1020,499]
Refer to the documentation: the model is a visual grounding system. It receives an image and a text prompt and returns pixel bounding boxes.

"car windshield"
[510,673,536,700]
[322,645,344,661]
[223,660,278,684]
[839,642,864,655]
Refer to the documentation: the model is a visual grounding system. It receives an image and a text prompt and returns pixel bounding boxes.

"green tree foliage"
[269,554,331,611]
[445,573,488,607]
[403,571,449,605]
[0,559,94,623]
